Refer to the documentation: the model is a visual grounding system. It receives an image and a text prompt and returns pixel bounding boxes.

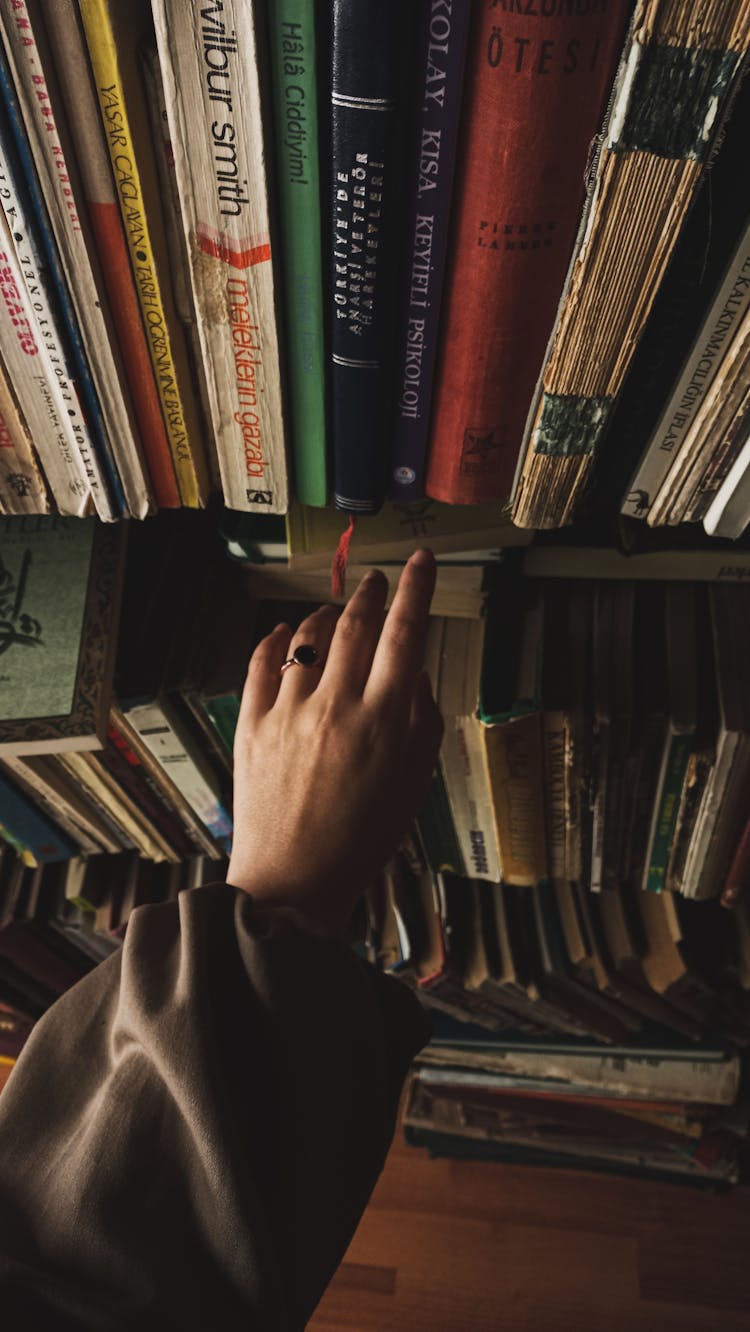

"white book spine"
[126,701,232,848]
[0,1,153,519]
[152,0,288,513]
[680,732,738,899]
[0,211,89,516]
[442,716,502,884]
[703,433,750,539]
[622,220,750,520]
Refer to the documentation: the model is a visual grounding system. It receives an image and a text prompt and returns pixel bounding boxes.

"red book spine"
[425,1,629,504]
[89,202,180,509]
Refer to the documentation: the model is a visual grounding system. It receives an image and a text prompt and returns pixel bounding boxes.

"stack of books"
[0,1,747,535]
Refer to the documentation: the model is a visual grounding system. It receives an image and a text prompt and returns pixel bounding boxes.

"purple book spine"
[388,0,472,502]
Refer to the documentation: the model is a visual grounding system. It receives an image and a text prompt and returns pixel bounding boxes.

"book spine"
[330,0,414,513]
[124,700,233,854]
[151,0,288,514]
[0,210,91,516]
[425,2,628,505]
[44,0,179,509]
[108,716,221,859]
[267,0,327,507]
[0,770,74,864]
[388,0,470,502]
[542,709,567,882]
[622,220,750,520]
[441,715,502,884]
[1,0,153,520]
[482,713,547,888]
[78,0,205,508]
[0,357,50,515]
[644,732,694,893]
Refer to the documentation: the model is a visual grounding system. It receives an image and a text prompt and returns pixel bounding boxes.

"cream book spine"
[151,0,288,512]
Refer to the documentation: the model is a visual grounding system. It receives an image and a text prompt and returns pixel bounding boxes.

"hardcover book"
[330,0,417,513]
[0,516,125,755]
[266,0,327,507]
[387,0,470,502]
[425,0,630,505]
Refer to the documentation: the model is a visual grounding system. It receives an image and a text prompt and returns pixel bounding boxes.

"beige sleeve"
[0,884,430,1330]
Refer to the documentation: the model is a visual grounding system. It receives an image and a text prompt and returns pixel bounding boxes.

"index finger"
[364,549,436,710]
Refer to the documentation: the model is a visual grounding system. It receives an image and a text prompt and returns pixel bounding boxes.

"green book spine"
[203,695,240,758]
[267,1,327,507]
[646,734,693,894]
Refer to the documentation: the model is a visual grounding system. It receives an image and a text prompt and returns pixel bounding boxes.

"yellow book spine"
[78,0,202,508]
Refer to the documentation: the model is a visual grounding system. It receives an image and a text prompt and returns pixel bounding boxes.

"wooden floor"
[311,1132,750,1331]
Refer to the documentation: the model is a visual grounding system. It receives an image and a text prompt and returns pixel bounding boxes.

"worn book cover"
[513,1,750,528]
[0,517,125,754]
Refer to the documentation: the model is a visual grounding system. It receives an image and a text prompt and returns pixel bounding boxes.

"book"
[0,0,154,521]
[151,0,288,514]
[330,0,416,513]
[0,517,125,755]
[703,429,750,541]
[642,584,697,892]
[433,616,502,883]
[622,216,750,523]
[78,0,210,509]
[266,0,327,508]
[43,0,180,510]
[649,306,750,526]
[424,0,630,505]
[512,0,750,530]
[479,575,547,887]
[238,559,487,620]
[681,586,750,900]
[523,544,750,584]
[387,0,470,502]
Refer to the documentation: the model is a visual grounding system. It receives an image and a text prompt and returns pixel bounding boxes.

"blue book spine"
[388,0,471,501]
[0,770,74,864]
[0,42,125,516]
[330,0,417,514]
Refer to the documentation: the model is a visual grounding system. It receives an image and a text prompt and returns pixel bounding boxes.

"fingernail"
[410,548,434,569]
[363,568,386,586]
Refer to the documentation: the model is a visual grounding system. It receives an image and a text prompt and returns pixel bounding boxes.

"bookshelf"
[0,0,749,1196]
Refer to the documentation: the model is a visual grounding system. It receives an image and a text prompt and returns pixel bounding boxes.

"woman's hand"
[228,550,443,933]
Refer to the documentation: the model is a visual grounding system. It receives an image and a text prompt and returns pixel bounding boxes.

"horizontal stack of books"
[0,1,747,537]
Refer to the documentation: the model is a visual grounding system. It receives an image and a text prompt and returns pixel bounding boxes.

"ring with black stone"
[280,644,321,673]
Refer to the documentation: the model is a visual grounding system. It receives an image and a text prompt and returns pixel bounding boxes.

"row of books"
[1,2,748,533]
[418,572,750,906]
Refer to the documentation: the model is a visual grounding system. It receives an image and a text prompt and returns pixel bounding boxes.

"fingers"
[364,550,436,712]
[238,622,292,729]
[277,604,339,702]
[320,567,389,696]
